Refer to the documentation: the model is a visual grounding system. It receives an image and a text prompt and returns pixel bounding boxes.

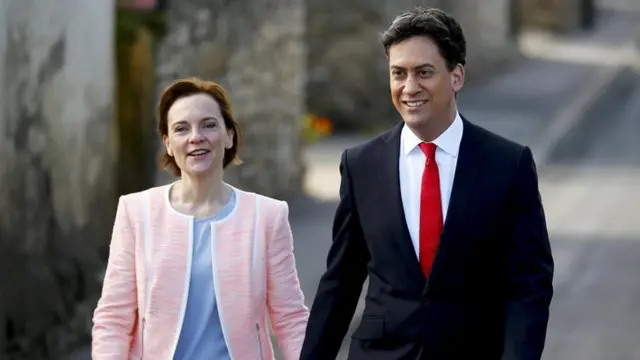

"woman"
[92,77,309,360]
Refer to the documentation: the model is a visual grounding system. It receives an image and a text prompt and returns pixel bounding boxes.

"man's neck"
[409,107,457,143]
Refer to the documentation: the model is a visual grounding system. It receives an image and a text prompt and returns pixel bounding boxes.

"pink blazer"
[92,184,309,360]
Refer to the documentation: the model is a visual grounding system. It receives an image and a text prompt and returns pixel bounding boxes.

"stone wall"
[306,0,518,132]
[0,0,116,358]
[306,0,430,132]
[597,0,640,12]
[155,0,306,200]
[443,0,520,83]
[517,0,596,32]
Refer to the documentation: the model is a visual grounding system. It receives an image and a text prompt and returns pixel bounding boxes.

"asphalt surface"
[540,71,640,360]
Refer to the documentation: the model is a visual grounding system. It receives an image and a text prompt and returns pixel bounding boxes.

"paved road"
[540,72,640,360]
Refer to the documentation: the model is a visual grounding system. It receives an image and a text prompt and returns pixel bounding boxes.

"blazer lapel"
[378,123,425,284]
[145,186,192,358]
[212,192,256,359]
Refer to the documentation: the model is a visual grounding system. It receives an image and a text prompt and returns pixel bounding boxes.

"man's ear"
[451,64,465,93]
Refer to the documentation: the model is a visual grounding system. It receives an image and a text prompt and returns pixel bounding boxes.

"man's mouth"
[402,100,428,108]
[188,149,210,156]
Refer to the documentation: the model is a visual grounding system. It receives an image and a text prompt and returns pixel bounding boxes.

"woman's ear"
[163,135,173,156]
[225,128,234,149]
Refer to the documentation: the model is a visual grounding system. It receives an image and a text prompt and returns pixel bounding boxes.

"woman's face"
[163,93,234,177]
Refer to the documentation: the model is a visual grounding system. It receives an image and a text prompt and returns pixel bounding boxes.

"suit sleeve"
[92,196,138,359]
[300,149,370,360]
[502,146,554,360]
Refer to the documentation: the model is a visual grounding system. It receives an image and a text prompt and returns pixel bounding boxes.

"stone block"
[0,0,117,358]
[156,0,306,200]
[306,0,519,131]
[446,0,520,84]
[518,0,596,32]
[306,0,440,132]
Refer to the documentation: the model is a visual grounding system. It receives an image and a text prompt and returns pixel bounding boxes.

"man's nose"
[404,75,421,94]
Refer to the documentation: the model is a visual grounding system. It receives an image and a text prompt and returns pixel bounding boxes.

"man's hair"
[380,7,467,71]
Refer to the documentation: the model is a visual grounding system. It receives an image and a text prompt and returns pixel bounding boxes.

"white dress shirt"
[399,112,464,258]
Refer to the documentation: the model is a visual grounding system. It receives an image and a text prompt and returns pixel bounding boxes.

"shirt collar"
[401,111,464,157]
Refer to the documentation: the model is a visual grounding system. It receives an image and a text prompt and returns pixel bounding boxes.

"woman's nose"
[189,130,205,143]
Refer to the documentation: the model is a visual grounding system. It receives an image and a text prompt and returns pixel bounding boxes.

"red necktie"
[418,142,443,277]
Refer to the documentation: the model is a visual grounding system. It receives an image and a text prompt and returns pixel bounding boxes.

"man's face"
[388,36,464,133]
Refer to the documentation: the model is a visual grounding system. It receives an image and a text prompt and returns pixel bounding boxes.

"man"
[300,7,554,360]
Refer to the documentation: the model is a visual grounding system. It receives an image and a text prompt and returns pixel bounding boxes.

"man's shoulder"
[465,119,529,161]
[342,124,399,162]
[341,119,532,165]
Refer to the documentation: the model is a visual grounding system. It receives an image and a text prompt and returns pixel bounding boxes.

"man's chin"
[402,114,430,128]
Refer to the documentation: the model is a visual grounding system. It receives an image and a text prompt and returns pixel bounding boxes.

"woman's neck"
[171,171,231,217]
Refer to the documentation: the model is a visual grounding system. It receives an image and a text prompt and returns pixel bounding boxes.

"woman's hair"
[157,77,242,176]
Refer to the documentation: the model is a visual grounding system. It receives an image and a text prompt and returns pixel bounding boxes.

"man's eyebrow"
[390,63,436,70]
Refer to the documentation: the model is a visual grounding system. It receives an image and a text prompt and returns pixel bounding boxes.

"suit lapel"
[426,118,487,287]
[377,118,489,287]
[378,124,425,284]
[441,118,485,239]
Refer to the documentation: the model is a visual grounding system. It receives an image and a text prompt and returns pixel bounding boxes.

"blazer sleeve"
[92,196,138,359]
[300,149,370,360]
[502,146,554,360]
[266,200,310,360]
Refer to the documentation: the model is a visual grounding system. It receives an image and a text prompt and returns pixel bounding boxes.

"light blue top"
[174,190,236,360]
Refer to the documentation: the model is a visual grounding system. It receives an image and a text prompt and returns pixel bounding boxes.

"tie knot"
[419,142,437,159]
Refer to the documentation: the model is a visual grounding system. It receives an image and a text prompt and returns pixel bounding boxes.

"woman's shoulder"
[120,184,170,203]
[118,184,171,218]
[232,186,289,216]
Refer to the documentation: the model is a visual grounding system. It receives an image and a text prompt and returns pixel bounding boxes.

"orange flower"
[313,116,333,135]
[300,113,333,144]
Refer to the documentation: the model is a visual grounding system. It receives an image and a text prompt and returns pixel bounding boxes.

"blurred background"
[0,0,638,359]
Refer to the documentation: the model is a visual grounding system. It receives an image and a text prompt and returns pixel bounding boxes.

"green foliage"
[114,7,160,195]
[301,113,333,144]
[116,7,167,45]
